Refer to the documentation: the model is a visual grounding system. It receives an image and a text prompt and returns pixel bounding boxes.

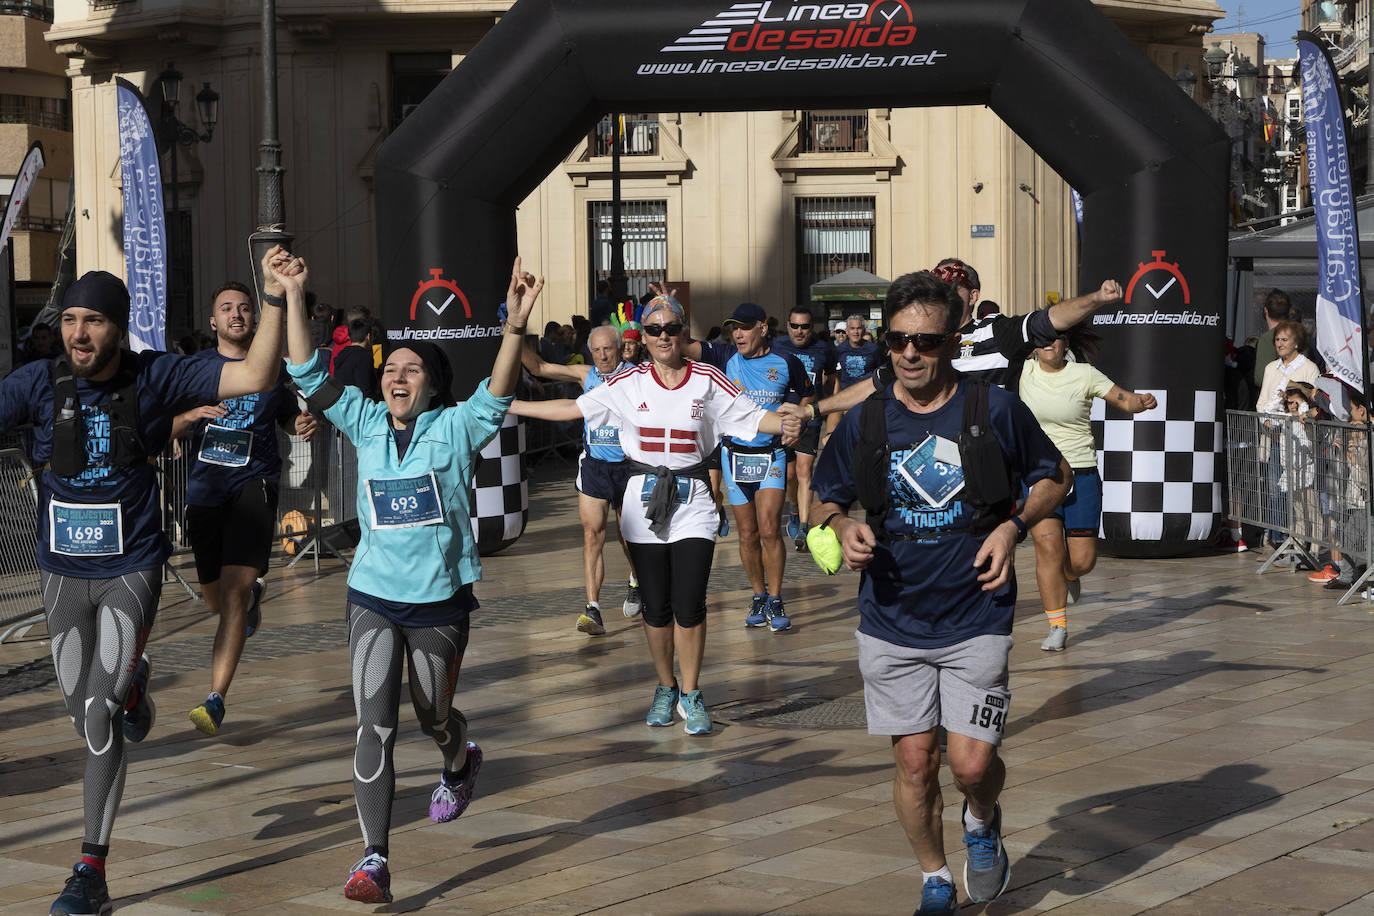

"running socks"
[442,750,473,787]
[79,844,107,879]
[963,808,988,833]
[922,865,954,884]
[1044,608,1066,629]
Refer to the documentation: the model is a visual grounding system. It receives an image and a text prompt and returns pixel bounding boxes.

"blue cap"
[723,302,767,326]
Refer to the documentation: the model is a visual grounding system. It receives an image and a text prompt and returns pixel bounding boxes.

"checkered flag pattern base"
[1091,389,1221,543]
[471,412,527,555]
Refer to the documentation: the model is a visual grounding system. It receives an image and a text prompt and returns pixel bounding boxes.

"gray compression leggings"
[42,569,161,853]
[348,603,470,851]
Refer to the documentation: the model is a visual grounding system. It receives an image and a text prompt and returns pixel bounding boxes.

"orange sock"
[1045,608,1066,629]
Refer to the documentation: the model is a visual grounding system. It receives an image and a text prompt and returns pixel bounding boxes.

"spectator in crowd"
[765,316,780,339]
[831,320,846,344]
[1280,382,1321,548]
[333,318,381,400]
[540,321,569,364]
[1252,290,1320,388]
[976,300,1001,320]
[20,321,59,364]
[308,293,334,350]
[589,278,615,327]
[1257,321,1319,549]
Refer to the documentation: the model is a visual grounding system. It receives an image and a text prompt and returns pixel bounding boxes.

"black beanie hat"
[63,271,130,331]
[382,341,457,409]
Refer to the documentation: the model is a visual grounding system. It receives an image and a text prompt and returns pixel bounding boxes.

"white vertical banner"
[0,141,45,254]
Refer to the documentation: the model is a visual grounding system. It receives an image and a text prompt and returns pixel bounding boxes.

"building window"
[389,52,451,131]
[796,196,875,302]
[0,94,70,131]
[589,114,660,157]
[587,199,667,303]
[799,110,869,153]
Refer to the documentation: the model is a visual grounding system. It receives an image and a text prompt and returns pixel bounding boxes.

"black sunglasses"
[642,322,684,338]
[885,330,952,353]
[788,321,812,330]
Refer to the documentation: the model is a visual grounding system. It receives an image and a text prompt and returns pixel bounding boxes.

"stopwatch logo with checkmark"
[409,268,472,321]
[1123,250,1191,307]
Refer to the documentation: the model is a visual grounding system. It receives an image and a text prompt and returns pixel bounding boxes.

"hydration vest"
[48,351,147,478]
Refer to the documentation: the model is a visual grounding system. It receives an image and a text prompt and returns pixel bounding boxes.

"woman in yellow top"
[1018,330,1156,651]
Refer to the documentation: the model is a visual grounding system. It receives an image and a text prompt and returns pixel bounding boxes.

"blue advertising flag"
[1298,32,1365,391]
[115,80,167,353]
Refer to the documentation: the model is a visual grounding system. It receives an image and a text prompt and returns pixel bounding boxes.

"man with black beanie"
[0,252,291,916]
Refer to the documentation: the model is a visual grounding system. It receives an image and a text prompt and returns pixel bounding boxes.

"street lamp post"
[250,0,291,299]
[158,62,219,342]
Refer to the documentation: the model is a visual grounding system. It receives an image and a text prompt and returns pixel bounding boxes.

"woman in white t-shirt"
[1018,331,1156,651]
[510,295,799,735]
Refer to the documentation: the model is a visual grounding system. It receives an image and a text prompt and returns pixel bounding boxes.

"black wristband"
[820,512,841,530]
[262,291,286,307]
[1008,515,1028,543]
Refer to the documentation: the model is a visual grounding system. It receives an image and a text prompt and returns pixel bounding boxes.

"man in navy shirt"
[769,304,833,549]
[812,271,1069,914]
[173,280,317,737]
[0,257,290,916]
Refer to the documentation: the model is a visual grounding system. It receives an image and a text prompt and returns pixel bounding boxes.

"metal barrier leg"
[0,609,43,644]
[163,561,198,599]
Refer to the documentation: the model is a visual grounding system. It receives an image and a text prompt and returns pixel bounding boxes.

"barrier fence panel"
[1226,410,1373,600]
[0,447,44,642]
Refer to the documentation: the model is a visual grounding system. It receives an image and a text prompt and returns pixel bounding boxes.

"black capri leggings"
[625,538,715,628]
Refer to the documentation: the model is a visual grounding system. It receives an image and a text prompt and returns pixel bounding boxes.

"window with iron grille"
[589,114,660,157]
[795,196,875,303]
[390,52,451,132]
[0,0,52,22]
[799,110,869,153]
[587,200,668,303]
[0,94,70,131]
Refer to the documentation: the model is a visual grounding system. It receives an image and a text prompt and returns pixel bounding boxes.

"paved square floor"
[3,461,1374,913]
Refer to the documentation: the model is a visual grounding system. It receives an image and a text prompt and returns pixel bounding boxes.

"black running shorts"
[186,479,279,583]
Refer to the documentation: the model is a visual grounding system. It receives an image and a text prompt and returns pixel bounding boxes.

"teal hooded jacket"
[287,351,512,603]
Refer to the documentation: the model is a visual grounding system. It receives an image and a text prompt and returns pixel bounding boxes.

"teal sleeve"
[451,378,514,455]
[287,350,379,442]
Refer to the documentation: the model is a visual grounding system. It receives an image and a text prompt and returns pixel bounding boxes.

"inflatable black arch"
[374,0,1229,556]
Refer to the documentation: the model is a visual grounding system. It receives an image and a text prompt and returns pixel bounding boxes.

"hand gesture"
[187,404,227,423]
[839,520,878,571]
[293,410,319,441]
[779,410,802,441]
[505,257,545,330]
[647,280,678,300]
[973,523,1017,592]
[271,254,309,296]
[1137,392,1158,412]
[1094,279,1123,306]
[261,245,287,297]
[776,402,809,425]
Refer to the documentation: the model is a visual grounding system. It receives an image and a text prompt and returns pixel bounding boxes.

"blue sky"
[1216,1,1303,58]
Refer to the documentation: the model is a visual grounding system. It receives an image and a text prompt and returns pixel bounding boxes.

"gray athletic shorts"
[855,630,1012,745]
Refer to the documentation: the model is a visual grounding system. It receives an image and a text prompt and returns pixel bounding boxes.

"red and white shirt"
[578,360,766,543]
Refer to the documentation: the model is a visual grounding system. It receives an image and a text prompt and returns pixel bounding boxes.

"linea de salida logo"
[661,0,919,53]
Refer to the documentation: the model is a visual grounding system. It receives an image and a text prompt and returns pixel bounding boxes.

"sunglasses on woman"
[884,330,952,353]
[642,323,684,338]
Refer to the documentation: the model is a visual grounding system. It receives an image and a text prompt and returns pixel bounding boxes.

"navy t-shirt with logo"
[0,351,224,577]
[770,335,834,397]
[833,340,884,389]
[184,352,298,507]
[812,379,1062,649]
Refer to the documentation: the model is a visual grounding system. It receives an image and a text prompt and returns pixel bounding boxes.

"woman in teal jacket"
[274,252,543,905]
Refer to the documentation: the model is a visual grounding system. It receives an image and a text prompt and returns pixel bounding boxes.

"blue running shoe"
[430,741,482,823]
[766,596,791,633]
[745,593,769,628]
[189,693,225,737]
[343,851,392,903]
[245,578,264,638]
[962,800,1011,903]
[646,683,679,727]
[49,863,111,916]
[676,689,712,735]
[915,876,957,914]
[786,512,802,541]
[122,654,155,743]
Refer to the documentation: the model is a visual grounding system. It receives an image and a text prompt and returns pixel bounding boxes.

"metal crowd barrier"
[0,447,44,642]
[1226,409,1373,604]
[519,375,583,463]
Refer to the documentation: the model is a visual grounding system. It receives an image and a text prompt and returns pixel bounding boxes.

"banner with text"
[0,141,45,256]
[1299,31,1365,392]
[116,80,166,353]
